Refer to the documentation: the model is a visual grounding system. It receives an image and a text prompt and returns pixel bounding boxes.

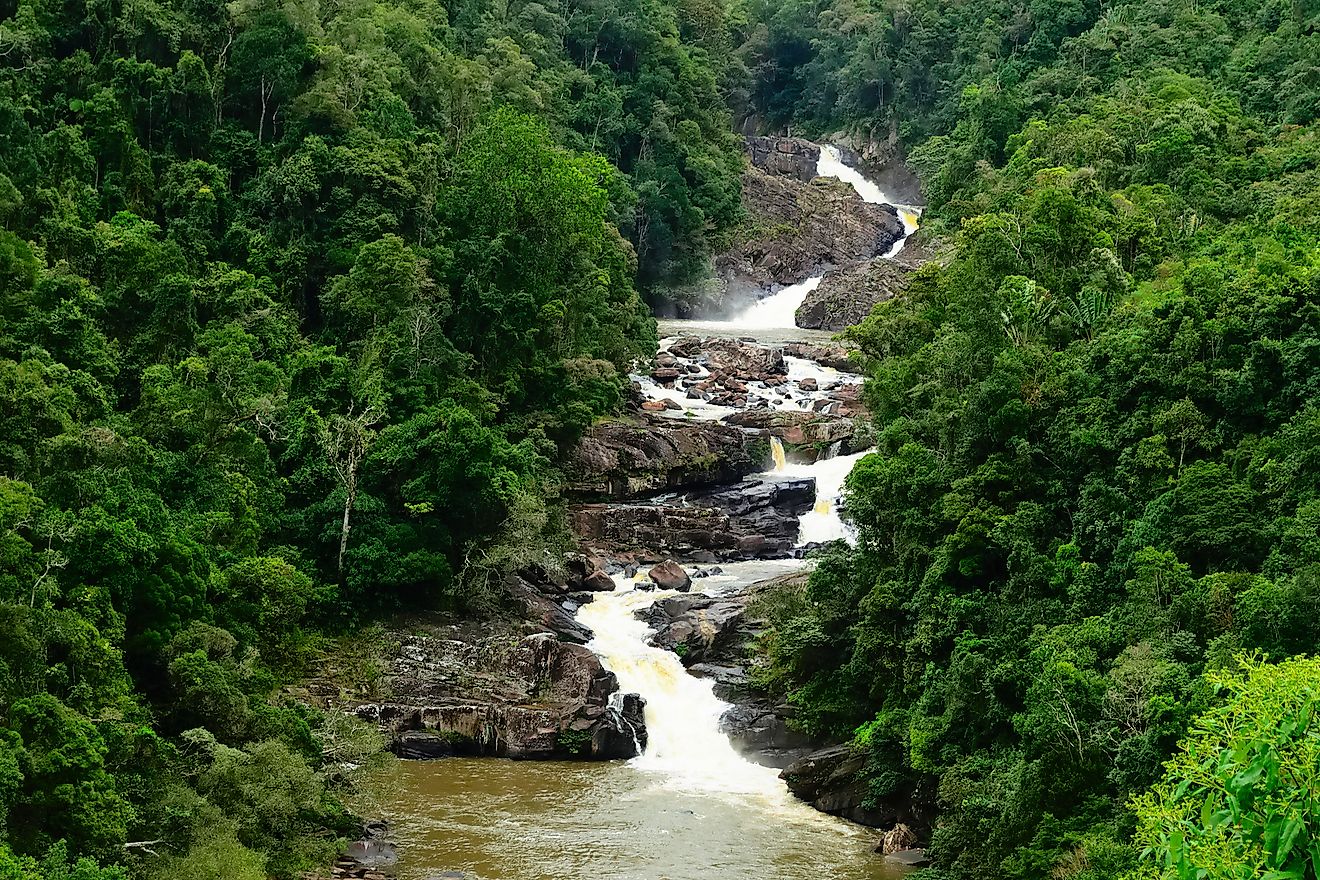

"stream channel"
[364,145,920,880]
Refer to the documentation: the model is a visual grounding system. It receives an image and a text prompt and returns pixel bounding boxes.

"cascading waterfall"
[576,575,816,806]
[767,435,859,544]
[723,144,921,329]
[734,275,824,329]
[816,144,922,258]
[781,450,870,545]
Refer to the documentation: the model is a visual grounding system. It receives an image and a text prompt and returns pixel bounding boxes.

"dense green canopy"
[740,0,1320,878]
[0,0,743,872]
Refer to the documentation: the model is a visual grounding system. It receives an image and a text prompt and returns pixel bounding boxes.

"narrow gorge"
[332,139,932,880]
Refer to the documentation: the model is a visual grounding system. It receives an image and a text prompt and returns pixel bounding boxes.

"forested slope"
[737,0,1320,878]
[0,0,744,874]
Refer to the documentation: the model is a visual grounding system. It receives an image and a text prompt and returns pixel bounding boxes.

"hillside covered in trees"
[739,0,1320,878]
[3,0,1320,875]
[0,0,745,874]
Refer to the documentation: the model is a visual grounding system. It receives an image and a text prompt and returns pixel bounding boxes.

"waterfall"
[770,436,787,471]
[732,275,823,329]
[816,144,922,258]
[607,691,644,757]
[821,440,842,461]
[576,579,800,800]
[727,146,920,330]
[777,450,870,545]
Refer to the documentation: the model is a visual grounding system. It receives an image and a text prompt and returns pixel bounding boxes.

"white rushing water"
[575,566,848,823]
[733,275,824,329]
[817,145,922,258]
[669,143,920,335]
[768,436,866,545]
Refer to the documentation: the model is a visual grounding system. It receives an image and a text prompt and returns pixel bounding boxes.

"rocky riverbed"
[307,136,935,879]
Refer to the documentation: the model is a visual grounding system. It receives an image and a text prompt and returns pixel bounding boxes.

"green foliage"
[1131,655,1320,880]
[742,1,1320,878]
[0,0,742,870]
[557,728,593,756]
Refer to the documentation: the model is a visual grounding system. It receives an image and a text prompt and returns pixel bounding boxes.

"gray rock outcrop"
[745,135,821,182]
[571,476,815,561]
[356,632,646,761]
[565,414,761,500]
[715,166,905,295]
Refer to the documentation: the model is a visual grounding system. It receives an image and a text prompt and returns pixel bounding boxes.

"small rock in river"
[648,559,692,592]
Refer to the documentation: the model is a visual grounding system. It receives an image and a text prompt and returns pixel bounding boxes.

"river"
[359,144,918,880]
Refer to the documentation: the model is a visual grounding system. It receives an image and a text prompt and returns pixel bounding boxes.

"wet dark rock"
[648,559,692,592]
[581,569,616,592]
[507,573,593,644]
[570,476,814,563]
[651,366,682,382]
[594,692,647,758]
[690,662,750,699]
[780,744,918,827]
[886,849,932,867]
[354,629,647,761]
[723,409,859,448]
[637,593,747,665]
[796,256,912,331]
[344,839,398,869]
[720,701,819,769]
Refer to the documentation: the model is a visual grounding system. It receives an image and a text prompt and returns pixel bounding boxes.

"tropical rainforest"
[743,0,1320,878]
[0,0,742,873]
[1,0,1318,874]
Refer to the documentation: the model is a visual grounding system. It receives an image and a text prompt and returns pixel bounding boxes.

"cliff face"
[795,228,946,331]
[686,135,931,325]
[713,163,904,297]
[744,135,821,181]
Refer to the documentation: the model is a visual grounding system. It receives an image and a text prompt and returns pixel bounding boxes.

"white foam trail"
[731,275,823,330]
[632,374,738,421]
[778,450,870,545]
[817,145,921,257]
[577,576,826,812]
[722,146,920,332]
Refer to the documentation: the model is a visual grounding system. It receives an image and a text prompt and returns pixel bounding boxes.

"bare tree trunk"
[259,74,272,143]
[338,473,356,577]
[322,405,380,581]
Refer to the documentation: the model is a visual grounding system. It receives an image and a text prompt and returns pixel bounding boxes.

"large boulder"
[507,573,594,644]
[781,342,857,372]
[666,337,787,382]
[796,257,912,331]
[565,414,760,500]
[570,476,815,562]
[719,701,819,769]
[714,166,905,294]
[780,744,930,829]
[647,560,692,592]
[562,554,618,592]
[723,409,860,447]
[636,593,747,664]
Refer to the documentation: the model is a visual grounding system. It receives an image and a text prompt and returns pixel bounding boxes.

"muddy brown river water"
[365,757,908,880]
